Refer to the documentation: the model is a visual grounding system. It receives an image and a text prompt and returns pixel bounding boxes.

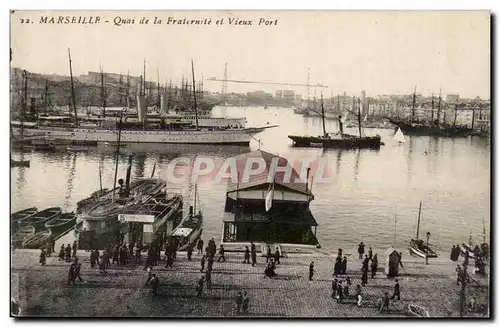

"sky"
[10,10,491,98]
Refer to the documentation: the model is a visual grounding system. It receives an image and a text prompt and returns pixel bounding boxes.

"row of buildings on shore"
[11,67,490,115]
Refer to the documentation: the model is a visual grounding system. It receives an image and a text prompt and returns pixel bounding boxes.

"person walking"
[379,292,390,313]
[149,274,159,296]
[242,291,249,314]
[390,278,400,300]
[39,249,46,266]
[217,244,227,262]
[200,255,206,272]
[243,246,250,264]
[309,261,315,281]
[196,276,205,297]
[235,292,243,314]
[358,242,365,259]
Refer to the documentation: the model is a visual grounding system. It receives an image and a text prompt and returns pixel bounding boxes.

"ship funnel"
[137,95,147,123]
[127,96,131,109]
[189,205,193,215]
[160,93,168,115]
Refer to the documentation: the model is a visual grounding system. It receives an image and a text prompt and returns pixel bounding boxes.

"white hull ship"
[11,125,270,145]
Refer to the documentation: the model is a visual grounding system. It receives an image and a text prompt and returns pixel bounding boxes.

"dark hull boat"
[10,158,30,168]
[45,212,76,236]
[385,117,472,137]
[11,207,38,234]
[409,239,438,258]
[31,139,56,152]
[289,95,382,150]
[288,134,382,150]
[18,207,62,231]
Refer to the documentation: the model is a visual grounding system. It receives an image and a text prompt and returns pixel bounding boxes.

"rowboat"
[11,207,38,232]
[18,207,62,231]
[22,230,52,249]
[45,212,76,236]
[11,225,35,248]
[407,304,430,317]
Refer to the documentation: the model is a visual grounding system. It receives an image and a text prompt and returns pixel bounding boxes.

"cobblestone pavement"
[11,249,490,318]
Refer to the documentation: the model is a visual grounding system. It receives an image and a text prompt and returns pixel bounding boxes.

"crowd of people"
[33,235,488,317]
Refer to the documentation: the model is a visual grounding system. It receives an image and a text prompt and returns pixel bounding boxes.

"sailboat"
[409,201,438,258]
[288,95,382,149]
[393,127,406,144]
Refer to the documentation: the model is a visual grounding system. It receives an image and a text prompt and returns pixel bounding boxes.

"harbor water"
[10,106,491,254]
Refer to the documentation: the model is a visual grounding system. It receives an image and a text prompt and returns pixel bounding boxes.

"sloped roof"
[226,150,313,196]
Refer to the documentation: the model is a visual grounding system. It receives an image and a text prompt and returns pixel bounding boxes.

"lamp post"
[425,231,431,265]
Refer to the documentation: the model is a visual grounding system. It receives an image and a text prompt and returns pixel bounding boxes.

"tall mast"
[431,94,434,122]
[306,67,310,106]
[437,88,442,127]
[453,102,458,127]
[112,113,123,201]
[157,68,160,108]
[411,86,417,123]
[191,59,199,130]
[143,60,146,96]
[23,70,28,118]
[139,75,143,96]
[471,105,476,131]
[320,93,326,137]
[337,92,340,113]
[357,98,362,138]
[68,48,78,124]
[44,79,49,114]
[483,218,486,244]
[416,201,422,239]
[193,182,198,215]
[100,67,106,118]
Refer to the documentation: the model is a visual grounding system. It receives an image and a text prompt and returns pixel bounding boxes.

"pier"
[11,247,489,318]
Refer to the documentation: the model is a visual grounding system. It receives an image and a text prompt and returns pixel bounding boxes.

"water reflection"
[406,136,415,184]
[10,106,490,253]
[64,153,78,210]
[353,149,361,181]
[133,153,147,179]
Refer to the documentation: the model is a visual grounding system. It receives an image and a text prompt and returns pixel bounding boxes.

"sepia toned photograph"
[9,10,491,318]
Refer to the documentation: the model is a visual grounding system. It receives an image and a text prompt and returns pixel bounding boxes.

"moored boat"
[22,230,51,249]
[45,212,76,236]
[10,158,30,168]
[289,95,382,150]
[18,207,62,231]
[11,225,35,248]
[408,201,438,259]
[67,145,89,152]
[169,184,203,251]
[11,207,38,232]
